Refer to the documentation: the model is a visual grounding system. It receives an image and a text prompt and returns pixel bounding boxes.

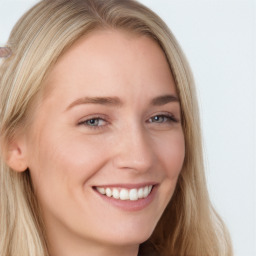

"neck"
[48,241,139,256]
[46,225,140,256]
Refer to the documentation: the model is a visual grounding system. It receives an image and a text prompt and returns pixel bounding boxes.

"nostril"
[111,130,154,172]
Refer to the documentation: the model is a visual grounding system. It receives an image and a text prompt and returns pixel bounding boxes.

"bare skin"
[9,30,185,256]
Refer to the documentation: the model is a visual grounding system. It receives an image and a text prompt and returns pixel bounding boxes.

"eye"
[148,114,178,124]
[78,117,108,129]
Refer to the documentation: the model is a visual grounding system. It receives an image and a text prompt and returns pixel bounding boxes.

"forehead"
[41,29,176,102]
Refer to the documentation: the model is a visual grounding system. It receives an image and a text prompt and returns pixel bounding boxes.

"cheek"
[156,131,185,179]
[28,130,109,189]
[158,132,185,209]
[26,130,110,224]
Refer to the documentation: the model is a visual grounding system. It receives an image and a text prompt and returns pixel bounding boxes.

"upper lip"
[93,182,158,189]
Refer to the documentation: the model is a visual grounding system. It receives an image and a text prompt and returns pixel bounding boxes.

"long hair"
[0,0,232,255]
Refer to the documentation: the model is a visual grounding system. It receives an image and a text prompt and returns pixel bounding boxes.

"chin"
[99,223,156,247]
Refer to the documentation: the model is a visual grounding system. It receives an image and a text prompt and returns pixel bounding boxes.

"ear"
[5,137,28,172]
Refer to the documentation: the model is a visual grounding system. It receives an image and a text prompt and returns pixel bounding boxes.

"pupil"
[89,119,97,125]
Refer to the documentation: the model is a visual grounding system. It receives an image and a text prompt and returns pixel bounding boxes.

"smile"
[95,185,153,201]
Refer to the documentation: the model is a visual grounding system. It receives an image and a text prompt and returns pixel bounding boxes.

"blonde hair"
[0,0,232,255]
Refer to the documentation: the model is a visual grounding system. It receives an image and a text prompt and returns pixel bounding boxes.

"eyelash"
[78,113,178,130]
[78,115,108,130]
[148,114,178,124]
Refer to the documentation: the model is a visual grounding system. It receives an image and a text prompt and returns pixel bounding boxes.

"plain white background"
[0,0,255,255]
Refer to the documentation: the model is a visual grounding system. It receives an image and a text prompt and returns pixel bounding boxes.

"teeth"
[129,189,138,201]
[120,189,129,200]
[112,188,120,199]
[96,187,105,194]
[143,186,149,198]
[138,188,144,199]
[105,188,112,197]
[96,185,153,201]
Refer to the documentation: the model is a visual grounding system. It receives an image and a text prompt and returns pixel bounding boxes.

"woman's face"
[23,30,185,255]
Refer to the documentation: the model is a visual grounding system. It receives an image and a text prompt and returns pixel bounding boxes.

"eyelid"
[147,112,179,123]
[78,114,108,123]
[77,114,110,130]
[76,111,180,132]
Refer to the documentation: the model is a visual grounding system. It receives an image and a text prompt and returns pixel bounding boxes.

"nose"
[112,124,154,173]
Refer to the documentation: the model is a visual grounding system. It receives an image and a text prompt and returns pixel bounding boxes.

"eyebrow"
[66,94,179,110]
[66,96,122,110]
[150,95,179,106]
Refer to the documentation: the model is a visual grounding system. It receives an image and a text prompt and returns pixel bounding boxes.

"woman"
[0,0,232,255]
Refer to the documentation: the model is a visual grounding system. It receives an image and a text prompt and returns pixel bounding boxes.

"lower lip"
[94,186,157,211]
